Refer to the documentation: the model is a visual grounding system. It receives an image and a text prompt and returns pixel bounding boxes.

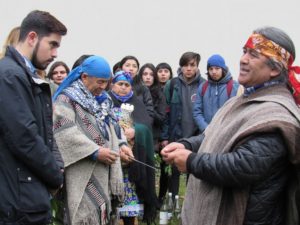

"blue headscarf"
[112,70,133,85]
[111,70,134,102]
[53,55,111,101]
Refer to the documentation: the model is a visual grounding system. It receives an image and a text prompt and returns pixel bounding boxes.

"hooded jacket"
[193,70,239,132]
[161,69,205,141]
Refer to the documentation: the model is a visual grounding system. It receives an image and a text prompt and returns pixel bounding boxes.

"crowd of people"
[0,9,300,225]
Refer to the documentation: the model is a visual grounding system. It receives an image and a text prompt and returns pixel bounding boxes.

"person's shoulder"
[54,93,72,105]
[0,61,26,84]
[0,56,20,73]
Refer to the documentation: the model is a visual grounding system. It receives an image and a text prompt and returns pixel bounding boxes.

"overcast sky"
[1,0,299,79]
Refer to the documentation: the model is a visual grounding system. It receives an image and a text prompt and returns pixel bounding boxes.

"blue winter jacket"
[193,71,239,132]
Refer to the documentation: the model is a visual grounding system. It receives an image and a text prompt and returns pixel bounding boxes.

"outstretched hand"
[161,142,192,172]
[160,142,185,163]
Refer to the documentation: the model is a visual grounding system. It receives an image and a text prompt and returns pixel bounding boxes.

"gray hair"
[253,26,296,82]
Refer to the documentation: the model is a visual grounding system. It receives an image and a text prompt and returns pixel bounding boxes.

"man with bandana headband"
[161,26,300,225]
[0,10,67,225]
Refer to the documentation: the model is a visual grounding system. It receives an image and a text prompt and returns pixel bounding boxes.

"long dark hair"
[138,63,161,99]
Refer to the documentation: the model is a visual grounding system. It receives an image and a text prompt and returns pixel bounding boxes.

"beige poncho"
[53,94,124,225]
[182,84,300,225]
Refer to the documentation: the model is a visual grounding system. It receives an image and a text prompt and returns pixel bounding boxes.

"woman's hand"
[119,144,134,163]
[97,147,119,165]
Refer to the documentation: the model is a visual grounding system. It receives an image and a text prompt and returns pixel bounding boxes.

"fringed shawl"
[182,84,300,225]
[53,94,124,225]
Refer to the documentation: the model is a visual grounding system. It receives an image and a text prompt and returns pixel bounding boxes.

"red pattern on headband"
[245,33,300,106]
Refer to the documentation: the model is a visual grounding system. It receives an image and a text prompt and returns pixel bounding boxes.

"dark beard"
[31,41,47,70]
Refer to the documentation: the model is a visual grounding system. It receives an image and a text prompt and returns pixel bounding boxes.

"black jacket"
[150,86,166,142]
[0,47,63,224]
[182,132,290,225]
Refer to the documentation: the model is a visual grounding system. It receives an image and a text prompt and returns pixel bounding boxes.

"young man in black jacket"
[162,27,300,225]
[0,10,67,225]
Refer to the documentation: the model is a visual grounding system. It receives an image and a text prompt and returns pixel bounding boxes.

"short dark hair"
[179,52,201,67]
[156,62,173,79]
[47,61,70,79]
[19,10,67,41]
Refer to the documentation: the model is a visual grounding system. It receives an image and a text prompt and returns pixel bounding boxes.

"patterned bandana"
[244,33,300,105]
[63,79,121,140]
[112,70,133,84]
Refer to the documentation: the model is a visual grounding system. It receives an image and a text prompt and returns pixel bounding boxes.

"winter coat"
[150,86,167,143]
[193,71,239,132]
[132,82,154,120]
[184,133,288,224]
[0,46,63,224]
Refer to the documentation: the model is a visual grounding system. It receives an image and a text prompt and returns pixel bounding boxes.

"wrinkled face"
[181,59,198,80]
[81,73,109,96]
[238,48,278,87]
[32,33,61,70]
[142,67,154,87]
[122,59,139,78]
[208,66,223,81]
[52,65,67,85]
[157,68,171,84]
[112,81,132,96]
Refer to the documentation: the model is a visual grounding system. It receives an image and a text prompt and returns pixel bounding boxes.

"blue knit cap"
[207,54,226,70]
[53,55,111,100]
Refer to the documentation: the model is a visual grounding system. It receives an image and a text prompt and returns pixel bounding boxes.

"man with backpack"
[193,54,239,133]
[160,51,205,201]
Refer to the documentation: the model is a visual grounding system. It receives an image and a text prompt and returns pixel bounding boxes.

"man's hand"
[120,144,134,163]
[161,142,185,163]
[97,147,119,165]
[166,148,192,173]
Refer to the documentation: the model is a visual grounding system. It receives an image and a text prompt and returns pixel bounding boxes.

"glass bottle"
[159,195,169,225]
[174,195,181,220]
[167,192,173,220]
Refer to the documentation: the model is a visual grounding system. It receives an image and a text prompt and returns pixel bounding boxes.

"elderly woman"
[52,56,133,225]
[108,70,158,225]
